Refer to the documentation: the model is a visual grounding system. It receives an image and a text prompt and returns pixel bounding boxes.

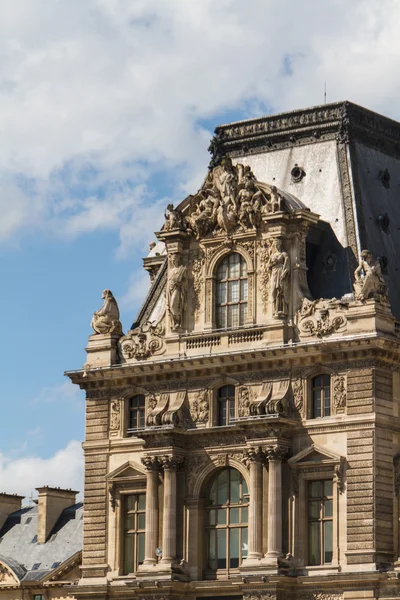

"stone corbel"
[266,379,291,415]
[162,391,188,426]
[146,393,169,426]
[250,381,272,414]
[108,482,118,511]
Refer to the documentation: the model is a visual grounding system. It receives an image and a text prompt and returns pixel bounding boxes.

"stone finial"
[353,249,388,302]
[90,289,122,335]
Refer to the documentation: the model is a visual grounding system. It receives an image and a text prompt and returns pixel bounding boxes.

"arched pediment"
[0,555,25,584]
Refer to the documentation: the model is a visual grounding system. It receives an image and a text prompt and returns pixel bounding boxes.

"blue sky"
[1,0,400,497]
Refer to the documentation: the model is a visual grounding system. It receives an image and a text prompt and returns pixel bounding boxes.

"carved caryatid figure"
[91,290,122,335]
[167,253,187,331]
[353,249,388,302]
[268,238,290,317]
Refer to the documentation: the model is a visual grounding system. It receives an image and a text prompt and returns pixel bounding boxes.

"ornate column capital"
[161,455,184,471]
[245,446,267,465]
[141,455,161,472]
[265,444,288,462]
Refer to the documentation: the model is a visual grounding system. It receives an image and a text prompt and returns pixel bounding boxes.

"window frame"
[215,253,248,330]
[216,385,236,426]
[120,491,146,575]
[307,479,333,566]
[204,467,249,578]
[307,374,332,419]
[127,395,146,434]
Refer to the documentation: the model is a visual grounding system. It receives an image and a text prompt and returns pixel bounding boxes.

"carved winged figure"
[91,290,122,335]
[164,203,184,231]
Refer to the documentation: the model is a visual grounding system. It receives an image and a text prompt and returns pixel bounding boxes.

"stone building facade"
[66,101,400,600]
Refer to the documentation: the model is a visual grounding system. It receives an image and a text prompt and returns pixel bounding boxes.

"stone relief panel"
[333,374,347,413]
[109,399,122,437]
[189,389,210,425]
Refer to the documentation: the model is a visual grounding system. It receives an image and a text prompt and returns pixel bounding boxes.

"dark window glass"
[215,253,248,329]
[312,375,331,418]
[128,395,146,430]
[206,468,249,574]
[308,480,333,565]
[123,493,146,574]
[217,385,235,426]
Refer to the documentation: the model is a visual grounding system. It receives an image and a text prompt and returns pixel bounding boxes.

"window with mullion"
[215,253,248,329]
[312,375,331,418]
[206,468,249,573]
[307,480,333,565]
[123,493,146,574]
[128,395,145,430]
[217,385,235,426]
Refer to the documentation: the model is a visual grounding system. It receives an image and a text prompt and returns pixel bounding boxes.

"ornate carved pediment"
[248,379,292,416]
[119,319,165,362]
[147,393,169,426]
[162,390,189,426]
[162,160,295,240]
[298,298,347,338]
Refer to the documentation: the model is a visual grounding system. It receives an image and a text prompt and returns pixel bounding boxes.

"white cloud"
[33,380,84,412]
[1,0,400,245]
[0,440,84,499]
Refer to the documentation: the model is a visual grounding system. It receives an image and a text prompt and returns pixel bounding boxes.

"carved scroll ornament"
[299,298,347,338]
[120,319,165,361]
[91,289,122,335]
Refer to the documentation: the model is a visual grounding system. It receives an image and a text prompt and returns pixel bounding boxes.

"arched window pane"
[206,468,248,574]
[215,253,248,329]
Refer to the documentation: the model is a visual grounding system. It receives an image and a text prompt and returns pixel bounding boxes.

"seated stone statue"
[91,289,123,335]
[353,250,388,302]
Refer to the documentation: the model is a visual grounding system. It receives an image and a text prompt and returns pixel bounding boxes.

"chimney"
[0,493,24,531]
[36,486,78,544]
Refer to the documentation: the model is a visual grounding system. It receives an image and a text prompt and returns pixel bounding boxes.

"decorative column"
[141,456,160,567]
[245,448,265,561]
[265,445,287,562]
[161,455,183,566]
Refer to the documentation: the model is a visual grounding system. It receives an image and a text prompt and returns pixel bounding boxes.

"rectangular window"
[307,480,333,565]
[312,375,331,418]
[123,494,146,574]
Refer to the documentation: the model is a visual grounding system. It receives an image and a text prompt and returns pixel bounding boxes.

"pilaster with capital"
[140,456,161,567]
[265,444,288,562]
[160,455,184,566]
[244,448,266,562]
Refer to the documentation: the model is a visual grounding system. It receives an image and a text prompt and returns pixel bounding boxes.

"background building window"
[215,253,248,329]
[217,385,235,426]
[312,375,331,418]
[205,468,248,573]
[123,494,146,574]
[128,395,145,430]
[308,480,333,565]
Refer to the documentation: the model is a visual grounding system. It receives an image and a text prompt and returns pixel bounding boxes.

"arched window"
[215,253,248,329]
[128,395,145,430]
[205,468,248,573]
[217,385,235,426]
[312,375,331,418]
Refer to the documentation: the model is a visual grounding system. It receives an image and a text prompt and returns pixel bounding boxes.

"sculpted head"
[102,289,113,300]
[170,253,180,267]
[361,249,373,264]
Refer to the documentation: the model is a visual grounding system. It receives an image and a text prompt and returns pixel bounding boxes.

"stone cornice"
[66,332,400,388]
[209,100,400,161]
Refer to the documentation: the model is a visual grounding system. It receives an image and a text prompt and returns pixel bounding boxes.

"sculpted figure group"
[353,249,388,302]
[163,159,286,239]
